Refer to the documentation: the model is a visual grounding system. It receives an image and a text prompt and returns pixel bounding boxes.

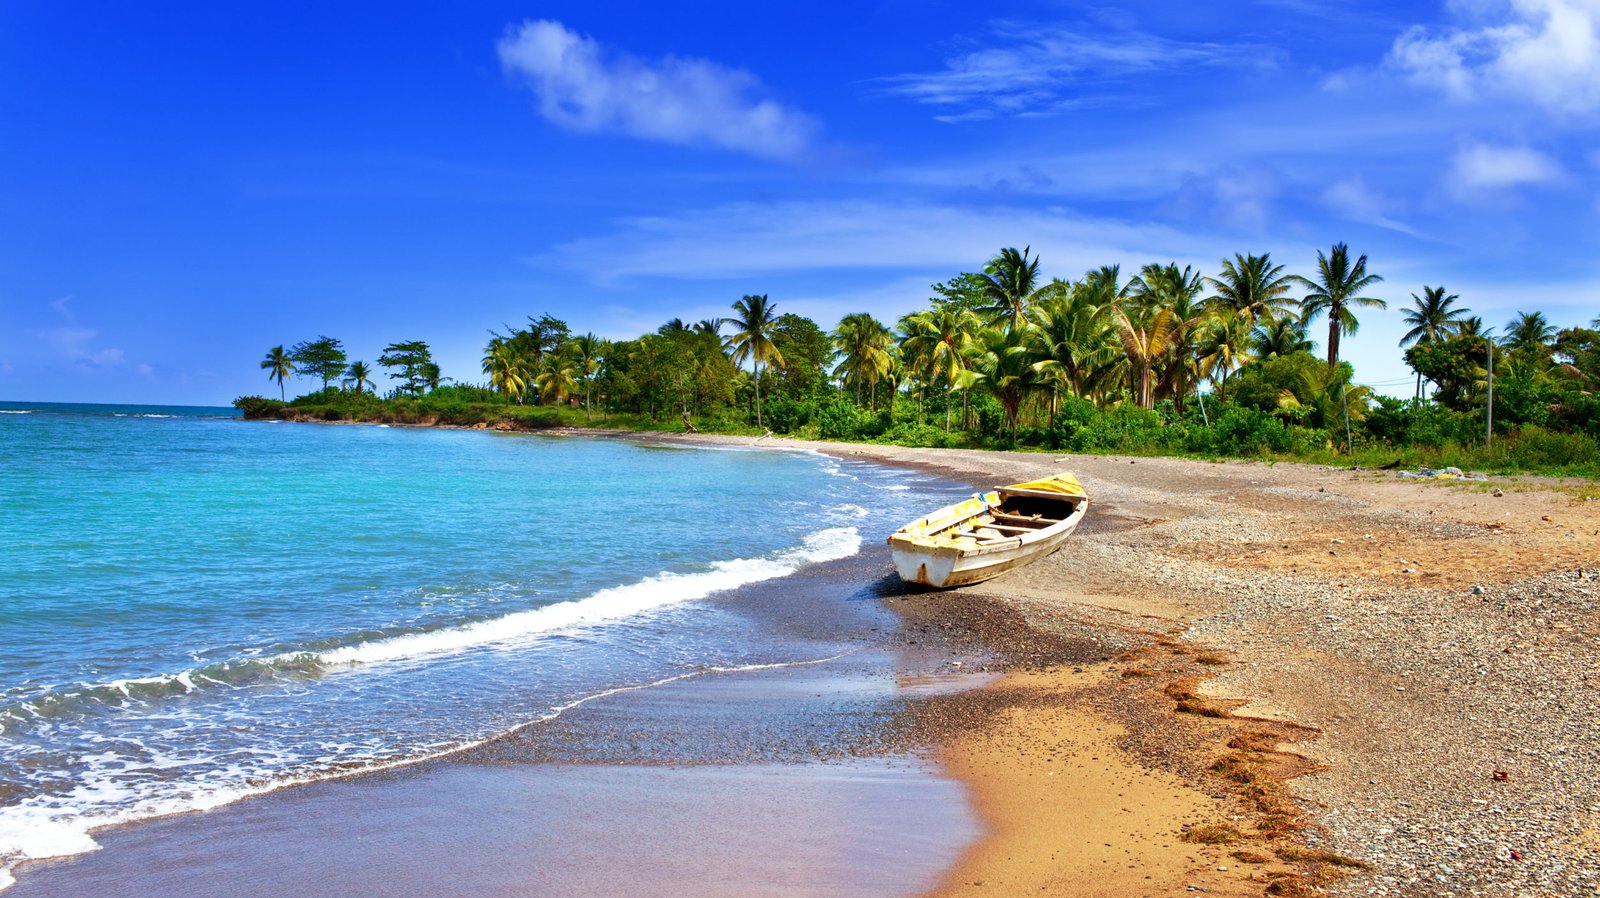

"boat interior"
[939,493,1080,546]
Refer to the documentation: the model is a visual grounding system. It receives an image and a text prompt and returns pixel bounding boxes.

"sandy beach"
[626,432,1600,897]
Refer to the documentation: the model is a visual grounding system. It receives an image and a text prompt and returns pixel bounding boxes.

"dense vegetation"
[238,244,1600,477]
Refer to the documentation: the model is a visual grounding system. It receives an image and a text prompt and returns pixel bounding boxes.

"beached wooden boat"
[888,473,1088,588]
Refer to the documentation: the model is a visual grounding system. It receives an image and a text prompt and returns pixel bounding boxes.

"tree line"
[246,242,1599,470]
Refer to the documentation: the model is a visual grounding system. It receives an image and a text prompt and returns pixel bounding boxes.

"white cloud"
[496,20,819,160]
[878,19,1278,119]
[1387,0,1600,116]
[1450,141,1563,191]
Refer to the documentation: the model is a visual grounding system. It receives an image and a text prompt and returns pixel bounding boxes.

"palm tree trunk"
[1327,311,1341,366]
[754,360,763,428]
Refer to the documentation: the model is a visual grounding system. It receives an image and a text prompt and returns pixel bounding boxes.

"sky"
[2,0,1598,405]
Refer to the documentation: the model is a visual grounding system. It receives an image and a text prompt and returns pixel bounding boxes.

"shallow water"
[0,404,975,887]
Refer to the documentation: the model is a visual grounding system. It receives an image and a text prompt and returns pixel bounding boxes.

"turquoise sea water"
[0,403,967,887]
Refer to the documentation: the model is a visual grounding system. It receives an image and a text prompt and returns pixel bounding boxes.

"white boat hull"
[888,483,1088,589]
[890,512,1082,588]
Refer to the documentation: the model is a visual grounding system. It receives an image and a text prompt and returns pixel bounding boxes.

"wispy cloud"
[34,327,127,369]
[1449,141,1564,193]
[1321,174,1420,235]
[877,18,1280,120]
[496,19,820,160]
[542,199,1250,285]
[1387,0,1600,117]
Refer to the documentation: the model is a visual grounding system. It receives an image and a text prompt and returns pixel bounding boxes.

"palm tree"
[1129,263,1208,410]
[344,360,375,395]
[901,306,981,429]
[419,361,443,393]
[1110,301,1179,409]
[1251,315,1313,360]
[1458,316,1487,338]
[482,341,529,404]
[1400,287,1468,347]
[534,349,579,405]
[1206,253,1297,324]
[1504,311,1556,355]
[1198,309,1255,402]
[721,294,785,429]
[831,313,894,408]
[970,325,1032,437]
[261,345,294,401]
[1025,279,1111,413]
[976,246,1046,331]
[1294,242,1385,366]
[569,333,606,419]
[1400,286,1468,398]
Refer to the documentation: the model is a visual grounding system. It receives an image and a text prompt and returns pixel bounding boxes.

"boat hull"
[889,504,1085,588]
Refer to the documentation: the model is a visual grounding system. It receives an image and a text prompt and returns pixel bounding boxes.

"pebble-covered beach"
[644,432,1600,898]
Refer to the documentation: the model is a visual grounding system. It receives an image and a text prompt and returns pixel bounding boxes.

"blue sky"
[2,1,1597,404]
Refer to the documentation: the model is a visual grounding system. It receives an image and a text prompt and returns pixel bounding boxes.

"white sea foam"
[877,484,911,491]
[0,647,862,891]
[318,526,861,667]
[834,504,870,518]
[0,410,31,415]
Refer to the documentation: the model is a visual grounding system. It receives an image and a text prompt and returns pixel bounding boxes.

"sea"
[0,402,972,891]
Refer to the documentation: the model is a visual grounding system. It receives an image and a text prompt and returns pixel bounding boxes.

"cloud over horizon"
[496,19,820,160]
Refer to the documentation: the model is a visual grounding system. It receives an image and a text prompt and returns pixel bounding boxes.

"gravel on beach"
[640,433,1600,898]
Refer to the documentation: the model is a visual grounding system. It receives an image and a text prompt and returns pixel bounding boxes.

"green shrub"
[762,396,810,434]
[232,396,286,419]
[1500,426,1598,470]
[817,400,869,440]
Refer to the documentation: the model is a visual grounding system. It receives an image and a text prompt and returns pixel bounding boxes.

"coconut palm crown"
[721,294,785,429]
[1294,242,1385,366]
[261,345,295,400]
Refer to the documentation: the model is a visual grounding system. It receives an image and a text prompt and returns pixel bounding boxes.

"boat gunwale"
[887,495,1088,558]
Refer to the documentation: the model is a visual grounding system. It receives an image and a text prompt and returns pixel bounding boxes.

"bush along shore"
[237,244,1600,479]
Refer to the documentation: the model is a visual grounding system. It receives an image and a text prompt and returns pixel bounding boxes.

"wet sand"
[10,541,988,898]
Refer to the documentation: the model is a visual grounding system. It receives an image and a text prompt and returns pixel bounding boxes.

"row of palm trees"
[268,242,1590,437]
[814,243,1395,435]
[488,242,1464,431]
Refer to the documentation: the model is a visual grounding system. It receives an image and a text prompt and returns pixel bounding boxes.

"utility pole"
[1486,339,1494,449]
[1341,383,1352,454]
